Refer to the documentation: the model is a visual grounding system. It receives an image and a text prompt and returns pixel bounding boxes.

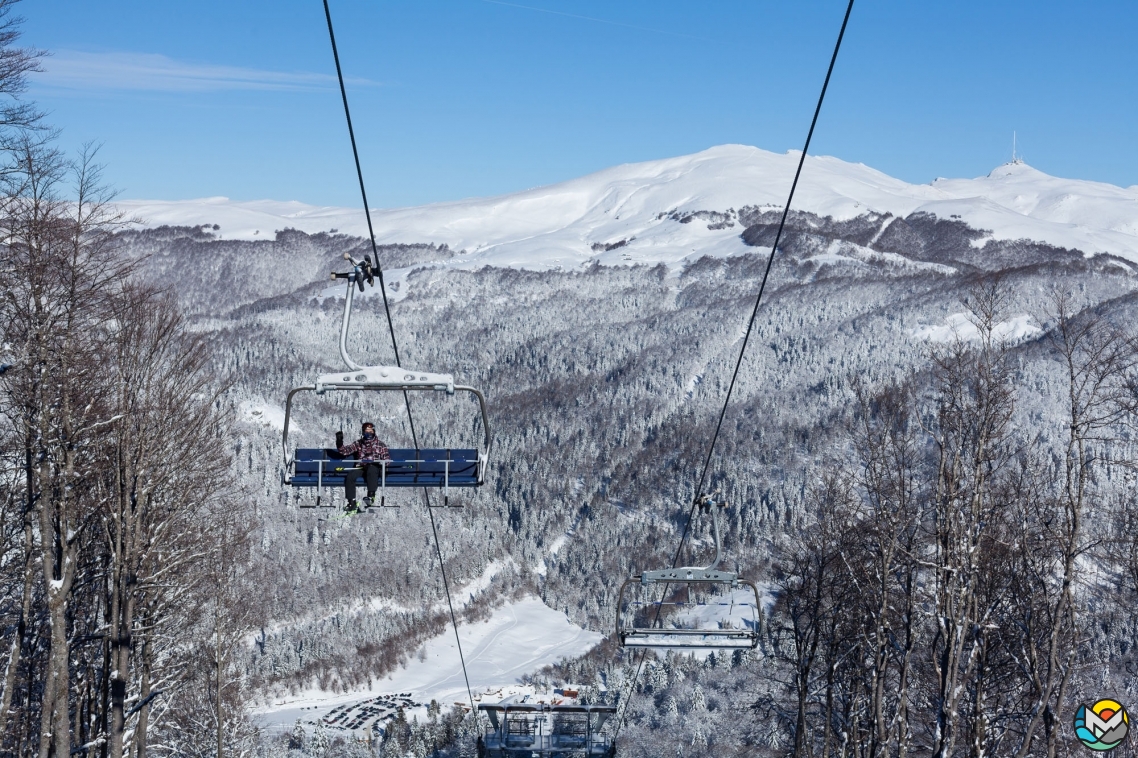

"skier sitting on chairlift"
[335,421,392,513]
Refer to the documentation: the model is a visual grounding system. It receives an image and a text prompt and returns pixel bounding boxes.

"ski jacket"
[338,436,392,462]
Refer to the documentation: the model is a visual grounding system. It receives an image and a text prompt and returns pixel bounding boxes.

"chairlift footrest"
[619,629,759,650]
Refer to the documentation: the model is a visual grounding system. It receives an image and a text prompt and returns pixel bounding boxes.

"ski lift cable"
[611,0,856,739]
[321,0,480,725]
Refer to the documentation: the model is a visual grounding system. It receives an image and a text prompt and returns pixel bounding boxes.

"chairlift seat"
[288,448,483,488]
[617,578,763,650]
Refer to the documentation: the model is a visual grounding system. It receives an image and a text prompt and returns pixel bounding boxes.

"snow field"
[909,312,1042,344]
[239,399,292,432]
[117,145,1138,271]
[255,596,603,734]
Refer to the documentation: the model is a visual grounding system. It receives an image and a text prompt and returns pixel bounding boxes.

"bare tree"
[848,380,922,758]
[101,283,232,758]
[924,281,1018,758]
[774,471,853,758]
[1011,294,1138,758]
[767,280,1121,758]
[0,138,130,758]
[0,128,250,757]
[0,2,59,740]
[153,504,261,758]
[0,0,43,141]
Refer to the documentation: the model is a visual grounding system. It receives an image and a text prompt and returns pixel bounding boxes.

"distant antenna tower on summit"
[1011,131,1024,164]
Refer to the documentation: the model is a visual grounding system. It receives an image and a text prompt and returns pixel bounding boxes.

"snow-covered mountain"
[108,144,1138,756]
[117,144,1138,267]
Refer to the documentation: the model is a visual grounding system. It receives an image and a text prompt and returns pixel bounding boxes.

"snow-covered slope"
[117,145,1138,268]
[255,597,602,734]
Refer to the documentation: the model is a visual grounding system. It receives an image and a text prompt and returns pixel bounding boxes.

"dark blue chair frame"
[291,447,481,484]
[286,447,482,506]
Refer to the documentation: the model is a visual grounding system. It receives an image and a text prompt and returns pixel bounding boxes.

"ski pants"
[345,462,383,501]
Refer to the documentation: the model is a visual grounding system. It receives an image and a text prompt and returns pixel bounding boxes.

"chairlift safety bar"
[282,382,492,464]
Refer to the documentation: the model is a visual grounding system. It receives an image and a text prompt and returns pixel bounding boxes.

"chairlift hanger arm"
[331,254,369,370]
[640,493,727,582]
[614,495,753,649]
[321,257,491,449]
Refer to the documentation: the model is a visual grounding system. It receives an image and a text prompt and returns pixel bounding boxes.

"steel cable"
[321,0,480,725]
[611,0,856,741]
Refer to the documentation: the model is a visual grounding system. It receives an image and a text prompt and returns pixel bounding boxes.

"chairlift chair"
[477,702,616,758]
[281,253,491,507]
[616,494,761,650]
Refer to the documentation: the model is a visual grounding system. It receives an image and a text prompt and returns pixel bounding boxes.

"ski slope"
[254,597,603,735]
[118,145,1138,269]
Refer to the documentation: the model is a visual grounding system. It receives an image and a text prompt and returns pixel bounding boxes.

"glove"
[335,431,344,448]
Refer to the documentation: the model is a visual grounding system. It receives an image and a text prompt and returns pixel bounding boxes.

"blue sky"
[21,0,1138,208]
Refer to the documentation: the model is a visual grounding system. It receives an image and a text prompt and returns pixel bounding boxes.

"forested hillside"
[121,205,1138,755]
[9,174,1138,754]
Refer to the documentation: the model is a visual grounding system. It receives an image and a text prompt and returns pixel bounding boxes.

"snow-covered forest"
[15,201,1138,756]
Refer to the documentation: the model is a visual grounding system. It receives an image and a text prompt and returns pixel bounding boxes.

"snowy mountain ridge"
[116,144,1138,268]
[105,147,1138,755]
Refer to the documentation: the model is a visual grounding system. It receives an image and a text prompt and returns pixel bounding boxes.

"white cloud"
[32,50,377,93]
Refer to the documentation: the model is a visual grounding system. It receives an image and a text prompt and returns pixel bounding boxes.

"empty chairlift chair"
[281,253,491,507]
[616,494,762,650]
[477,703,616,758]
